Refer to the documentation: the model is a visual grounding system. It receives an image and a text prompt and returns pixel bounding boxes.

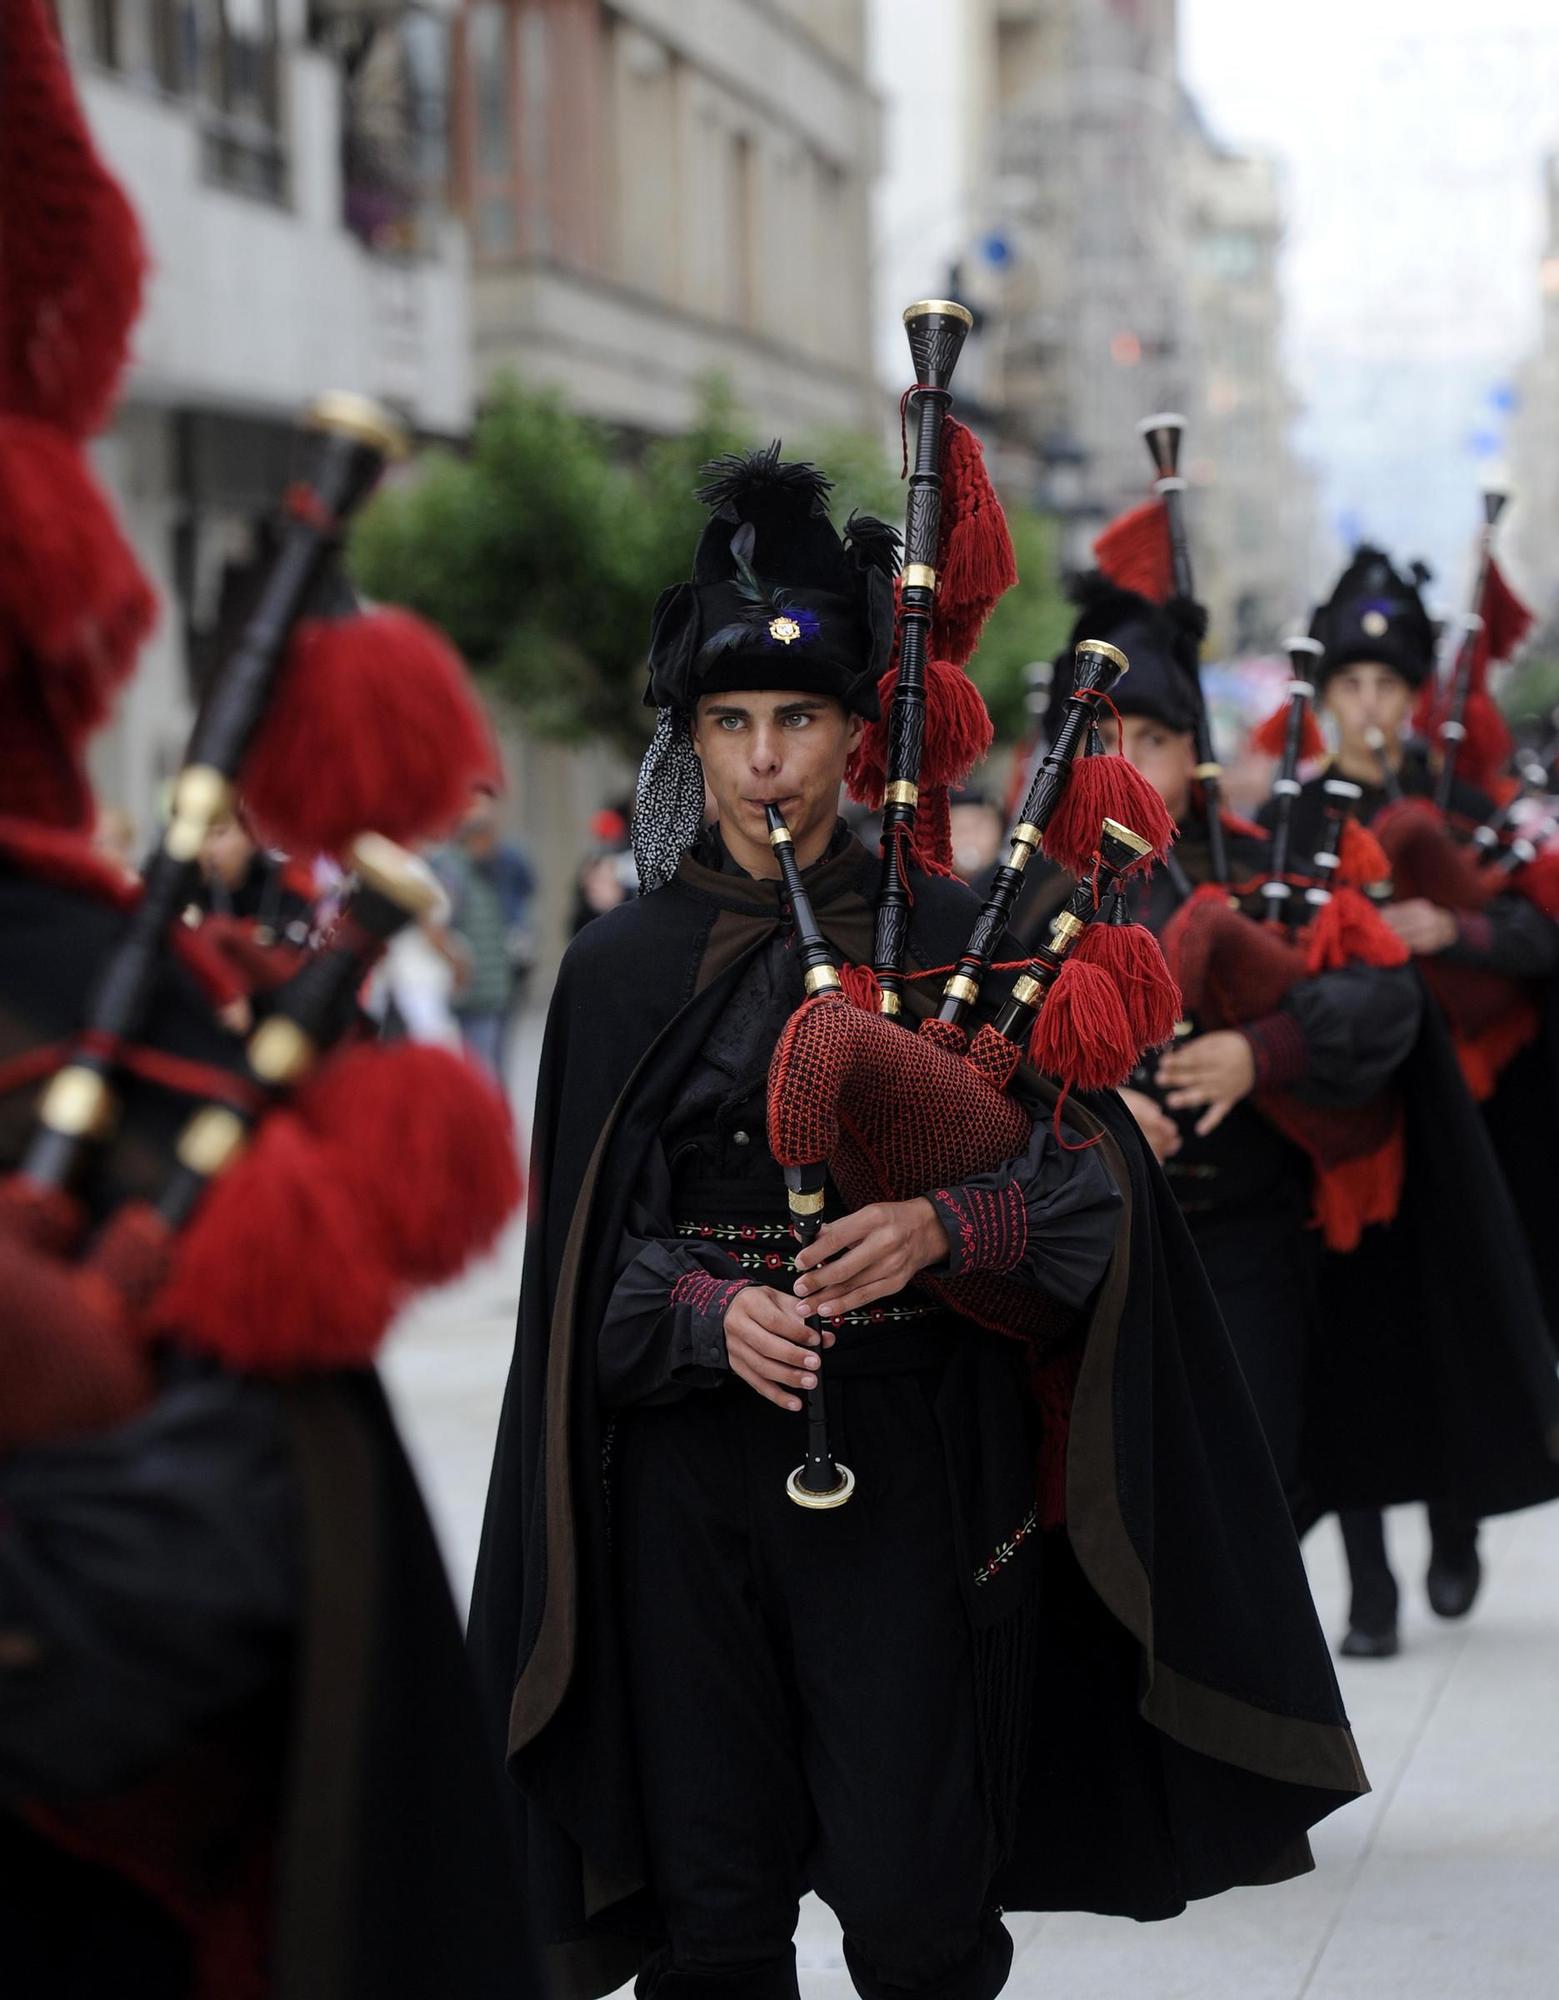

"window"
[469,2,518,258]
[195,0,287,201]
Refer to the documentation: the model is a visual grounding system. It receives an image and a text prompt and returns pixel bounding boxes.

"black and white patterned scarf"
[632,707,707,893]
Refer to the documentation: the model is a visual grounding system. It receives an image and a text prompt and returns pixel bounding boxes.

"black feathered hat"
[1044,575,1207,741]
[1310,546,1436,690]
[645,444,899,718]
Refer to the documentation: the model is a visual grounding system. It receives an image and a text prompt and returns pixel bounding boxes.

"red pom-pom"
[1303,887,1410,974]
[1250,698,1325,763]
[933,420,1018,666]
[153,1114,406,1372]
[1337,818,1391,890]
[1040,753,1177,875]
[1092,499,1173,603]
[0,0,146,437]
[292,1043,522,1287]
[241,609,497,859]
[1073,920,1182,1052]
[839,962,883,1012]
[1028,960,1137,1090]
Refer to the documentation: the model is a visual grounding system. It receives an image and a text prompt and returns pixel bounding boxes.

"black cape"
[0,859,535,1998]
[469,834,1367,2000]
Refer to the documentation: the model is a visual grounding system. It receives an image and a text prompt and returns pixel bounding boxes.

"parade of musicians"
[7,1,1559,1995]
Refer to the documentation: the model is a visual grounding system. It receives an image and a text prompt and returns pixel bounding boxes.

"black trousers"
[617,1369,1014,2000]
[1338,1500,1481,1630]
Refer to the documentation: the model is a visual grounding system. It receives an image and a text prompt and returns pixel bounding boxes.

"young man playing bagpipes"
[469,422,1371,2000]
[1265,547,1559,1655]
[0,7,535,1990]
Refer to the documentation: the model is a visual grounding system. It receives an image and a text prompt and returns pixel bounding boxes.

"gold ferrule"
[1076,639,1129,674]
[1099,817,1153,857]
[163,764,233,864]
[40,1065,116,1140]
[307,390,410,461]
[901,563,938,593]
[1011,972,1043,1009]
[903,298,974,327]
[1174,1018,1195,1039]
[248,1014,316,1085]
[943,973,981,1007]
[878,988,902,1017]
[1050,910,1086,943]
[788,1188,827,1216]
[350,832,442,917]
[1012,822,1043,852]
[768,824,794,848]
[804,966,842,996]
[177,1105,249,1179]
[1193,761,1223,781]
[883,779,919,808]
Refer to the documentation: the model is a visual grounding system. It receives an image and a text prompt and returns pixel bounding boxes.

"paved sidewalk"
[381,1023,1559,1997]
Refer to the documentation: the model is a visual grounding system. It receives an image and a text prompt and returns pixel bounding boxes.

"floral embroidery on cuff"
[930,1179,1028,1275]
[669,1270,750,1320]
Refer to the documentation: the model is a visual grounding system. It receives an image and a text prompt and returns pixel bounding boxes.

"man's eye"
[782,712,812,728]
[718,715,744,730]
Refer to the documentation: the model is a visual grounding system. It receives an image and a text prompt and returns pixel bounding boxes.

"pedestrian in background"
[433,785,536,1085]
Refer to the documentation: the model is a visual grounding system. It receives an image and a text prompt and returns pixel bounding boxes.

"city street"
[382,1030,1559,2000]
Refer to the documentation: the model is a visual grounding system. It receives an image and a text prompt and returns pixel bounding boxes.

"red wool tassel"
[920,656,995,787]
[0,0,147,437]
[1303,887,1410,975]
[839,962,883,1012]
[1028,960,1137,1091]
[1072,921,1182,1052]
[910,781,959,878]
[1311,1128,1405,1252]
[1250,699,1325,763]
[292,1043,522,1286]
[1452,688,1513,797]
[1337,818,1391,890]
[932,419,1019,667]
[152,1113,407,1372]
[0,1230,152,1449]
[1092,499,1173,604]
[241,609,497,859]
[1480,558,1533,669]
[1039,753,1177,876]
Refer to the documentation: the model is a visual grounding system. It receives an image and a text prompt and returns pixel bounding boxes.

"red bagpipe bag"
[1372,797,1540,1101]
[1161,891,1405,1252]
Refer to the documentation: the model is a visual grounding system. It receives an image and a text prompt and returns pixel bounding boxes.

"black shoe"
[1338,1623,1400,1660]
[1426,1545,1482,1620]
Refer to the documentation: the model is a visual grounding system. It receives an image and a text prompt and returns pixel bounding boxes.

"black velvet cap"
[644,444,898,719]
[1310,546,1436,690]
[1045,575,1207,740]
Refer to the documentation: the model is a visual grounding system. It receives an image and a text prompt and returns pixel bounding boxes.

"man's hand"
[1382,897,1458,956]
[793,1198,950,1323]
[1117,1086,1183,1162]
[724,1286,834,1412]
[1156,1030,1257,1138]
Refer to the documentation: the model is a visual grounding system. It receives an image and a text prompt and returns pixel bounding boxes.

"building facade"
[1510,153,1559,633]
[54,0,471,838]
[449,0,881,439]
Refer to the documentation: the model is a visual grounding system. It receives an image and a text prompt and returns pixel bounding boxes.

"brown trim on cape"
[1061,1096,1368,1800]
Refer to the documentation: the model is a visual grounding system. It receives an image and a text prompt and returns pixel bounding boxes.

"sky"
[870,0,1559,605]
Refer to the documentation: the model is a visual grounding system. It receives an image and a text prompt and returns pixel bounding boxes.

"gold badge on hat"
[1361,610,1388,638]
[768,614,802,646]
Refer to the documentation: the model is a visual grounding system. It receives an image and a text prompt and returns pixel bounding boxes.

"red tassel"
[1454,688,1513,797]
[1311,1127,1405,1251]
[1028,960,1137,1090]
[1250,699,1325,763]
[839,962,882,1012]
[1303,887,1409,974]
[1040,753,1177,876]
[920,657,995,787]
[152,1113,406,1372]
[911,781,959,877]
[1337,818,1391,890]
[1480,557,1533,668]
[933,420,1018,666]
[241,609,497,858]
[292,1043,522,1286]
[1092,499,1173,604]
[0,0,147,437]
[1073,921,1182,1052]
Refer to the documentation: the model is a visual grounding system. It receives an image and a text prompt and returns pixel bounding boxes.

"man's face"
[691,690,863,853]
[1100,714,1197,822]
[200,816,255,888]
[1323,661,1413,752]
[950,801,1004,880]
[459,790,500,856]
